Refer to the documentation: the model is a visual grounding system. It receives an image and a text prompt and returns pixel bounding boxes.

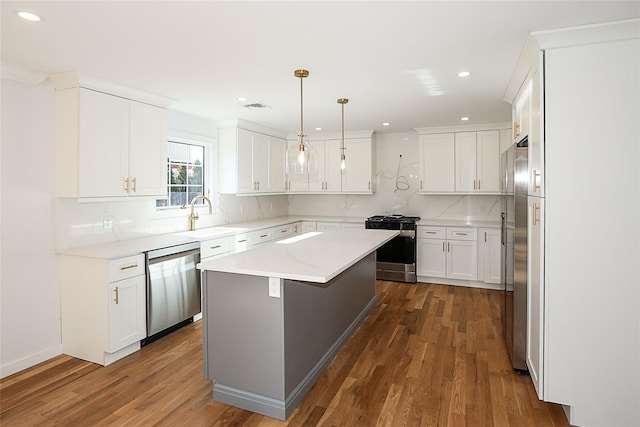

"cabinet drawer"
[231,233,252,252]
[446,227,477,241]
[108,254,145,282]
[272,224,296,240]
[418,226,446,239]
[200,237,230,259]
[251,229,273,246]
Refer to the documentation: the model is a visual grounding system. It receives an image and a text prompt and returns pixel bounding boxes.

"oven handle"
[398,230,415,238]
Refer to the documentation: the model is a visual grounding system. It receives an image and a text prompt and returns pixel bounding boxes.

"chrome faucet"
[189,195,212,231]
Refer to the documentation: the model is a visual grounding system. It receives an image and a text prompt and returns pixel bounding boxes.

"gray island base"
[202,252,377,420]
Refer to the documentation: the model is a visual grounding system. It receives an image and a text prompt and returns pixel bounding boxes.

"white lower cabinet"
[317,221,341,231]
[300,221,317,233]
[417,226,478,281]
[479,227,501,284]
[61,254,146,366]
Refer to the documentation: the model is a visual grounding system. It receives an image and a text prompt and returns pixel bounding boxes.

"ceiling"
[2,1,639,135]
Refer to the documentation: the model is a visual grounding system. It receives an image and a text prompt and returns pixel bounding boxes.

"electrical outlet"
[103,215,114,230]
[480,204,486,213]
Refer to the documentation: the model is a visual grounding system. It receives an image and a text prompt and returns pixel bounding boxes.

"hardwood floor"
[1,281,569,426]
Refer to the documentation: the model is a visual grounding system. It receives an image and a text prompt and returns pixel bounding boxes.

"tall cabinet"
[505,20,640,427]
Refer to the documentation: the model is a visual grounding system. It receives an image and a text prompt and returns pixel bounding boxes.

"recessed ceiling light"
[237,97,248,102]
[315,127,322,131]
[16,11,42,22]
[461,116,470,121]
[457,71,471,78]
[382,122,390,127]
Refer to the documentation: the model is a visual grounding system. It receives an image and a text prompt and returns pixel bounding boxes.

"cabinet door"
[308,140,325,192]
[529,68,544,197]
[252,132,269,192]
[419,134,455,192]
[480,228,501,284]
[514,80,531,143]
[108,275,146,353]
[455,132,477,192]
[128,101,168,197]
[417,238,447,278]
[78,88,129,198]
[324,140,342,192]
[447,240,478,280]
[300,221,317,233]
[236,129,255,193]
[527,196,544,399]
[476,130,500,192]
[343,138,372,193]
[267,137,286,193]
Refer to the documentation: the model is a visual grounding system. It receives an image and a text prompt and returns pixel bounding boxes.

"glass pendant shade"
[286,69,318,175]
[287,137,317,175]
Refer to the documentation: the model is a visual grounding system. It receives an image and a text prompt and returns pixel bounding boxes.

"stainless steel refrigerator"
[501,139,528,372]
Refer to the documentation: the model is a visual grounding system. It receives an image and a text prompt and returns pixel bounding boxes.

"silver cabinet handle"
[455,232,468,236]
[114,286,119,304]
[132,177,137,192]
[533,203,540,225]
[209,245,221,250]
[124,177,129,192]
[120,264,138,271]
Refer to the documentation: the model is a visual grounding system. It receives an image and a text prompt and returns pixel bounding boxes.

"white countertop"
[198,229,398,283]
[417,218,500,228]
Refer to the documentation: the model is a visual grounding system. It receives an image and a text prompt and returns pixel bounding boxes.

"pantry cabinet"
[60,253,146,366]
[527,196,544,398]
[55,86,168,199]
[219,127,287,195]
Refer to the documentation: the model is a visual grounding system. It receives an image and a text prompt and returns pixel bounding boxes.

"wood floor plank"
[0,281,569,426]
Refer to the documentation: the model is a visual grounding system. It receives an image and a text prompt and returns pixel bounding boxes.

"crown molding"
[1,63,48,85]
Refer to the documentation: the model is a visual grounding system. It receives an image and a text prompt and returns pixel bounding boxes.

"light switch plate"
[268,277,281,298]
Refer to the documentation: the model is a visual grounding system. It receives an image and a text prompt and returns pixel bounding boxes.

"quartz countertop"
[417,218,501,228]
[198,229,398,283]
[57,215,368,260]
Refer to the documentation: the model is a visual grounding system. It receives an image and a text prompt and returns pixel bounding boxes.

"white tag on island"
[268,277,281,298]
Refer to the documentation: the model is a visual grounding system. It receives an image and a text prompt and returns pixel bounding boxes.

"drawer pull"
[209,245,221,250]
[260,234,268,238]
[120,264,138,271]
[114,286,119,305]
[237,239,247,243]
[281,229,288,233]
[455,232,468,236]
[426,231,437,234]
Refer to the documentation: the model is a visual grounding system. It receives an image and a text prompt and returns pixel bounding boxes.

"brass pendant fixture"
[287,69,317,175]
[338,98,349,171]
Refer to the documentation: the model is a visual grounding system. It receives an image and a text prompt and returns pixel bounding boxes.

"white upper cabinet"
[342,137,374,193]
[476,130,501,192]
[287,131,375,194]
[513,79,532,144]
[419,133,455,192]
[455,132,477,192]
[218,125,287,195]
[56,87,168,200]
[419,127,502,194]
[529,68,544,197]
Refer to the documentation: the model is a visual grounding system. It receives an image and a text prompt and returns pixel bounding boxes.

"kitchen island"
[198,229,398,420]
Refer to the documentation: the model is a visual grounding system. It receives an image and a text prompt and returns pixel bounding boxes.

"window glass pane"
[159,141,208,209]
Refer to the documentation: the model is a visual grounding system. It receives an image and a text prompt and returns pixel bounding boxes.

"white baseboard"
[417,276,502,291]
[1,344,63,379]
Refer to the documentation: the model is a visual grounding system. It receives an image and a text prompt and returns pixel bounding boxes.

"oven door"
[375,230,417,283]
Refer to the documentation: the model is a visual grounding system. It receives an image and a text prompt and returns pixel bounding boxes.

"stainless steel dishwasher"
[144,241,201,345]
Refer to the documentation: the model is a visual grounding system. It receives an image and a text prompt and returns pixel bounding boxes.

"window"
[156,141,207,208]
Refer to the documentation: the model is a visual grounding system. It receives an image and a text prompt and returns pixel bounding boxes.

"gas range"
[365,215,421,230]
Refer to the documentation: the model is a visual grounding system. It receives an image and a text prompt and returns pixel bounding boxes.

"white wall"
[288,132,501,221]
[1,78,62,377]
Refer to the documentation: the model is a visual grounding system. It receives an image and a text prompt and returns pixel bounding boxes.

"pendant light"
[337,98,349,170]
[287,69,317,175]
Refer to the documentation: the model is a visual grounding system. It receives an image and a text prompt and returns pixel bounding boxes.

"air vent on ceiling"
[242,102,270,110]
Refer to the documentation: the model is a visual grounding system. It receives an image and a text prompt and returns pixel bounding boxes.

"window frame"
[153,130,217,218]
